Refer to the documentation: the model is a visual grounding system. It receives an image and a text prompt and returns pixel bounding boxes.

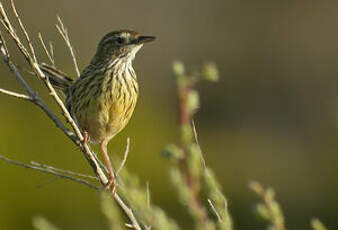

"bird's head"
[95,30,155,63]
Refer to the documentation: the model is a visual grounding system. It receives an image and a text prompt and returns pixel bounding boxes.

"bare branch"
[0,2,32,64]
[117,137,130,175]
[49,41,55,65]
[114,194,142,230]
[56,16,80,77]
[9,0,37,62]
[30,161,99,181]
[0,87,32,100]
[0,154,99,190]
[38,33,55,66]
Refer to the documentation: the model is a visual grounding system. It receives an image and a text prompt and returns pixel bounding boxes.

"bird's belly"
[78,95,137,144]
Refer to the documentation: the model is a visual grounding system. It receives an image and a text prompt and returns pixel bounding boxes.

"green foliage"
[203,168,232,230]
[249,181,286,230]
[118,165,180,230]
[201,62,219,82]
[169,61,230,230]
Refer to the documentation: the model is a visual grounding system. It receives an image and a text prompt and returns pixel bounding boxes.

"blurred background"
[0,0,338,229]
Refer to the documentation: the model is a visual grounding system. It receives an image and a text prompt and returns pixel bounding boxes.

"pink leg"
[82,131,90,144]
[100,141,116,194]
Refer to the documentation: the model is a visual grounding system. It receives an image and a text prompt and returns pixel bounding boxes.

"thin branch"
[9,0,37,62]
[56,15,80,77]
[49,41,55,65]
[38,33,55,66]
[114,194,142,230]
[0,87,32,100]
[30,161,99,181]
[117,137,130,175]
[0,154,99,190]
[0,2,31,61]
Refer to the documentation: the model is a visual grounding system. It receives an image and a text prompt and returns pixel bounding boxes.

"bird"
[41,30,155,192]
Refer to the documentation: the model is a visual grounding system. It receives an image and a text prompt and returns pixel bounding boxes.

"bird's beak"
[137,36,156,44]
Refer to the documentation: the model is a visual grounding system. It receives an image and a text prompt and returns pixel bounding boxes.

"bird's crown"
[94,30,155,63]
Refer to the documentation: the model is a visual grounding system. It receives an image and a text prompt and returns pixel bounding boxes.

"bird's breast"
[94,65,139,141]
[68,62,139,143]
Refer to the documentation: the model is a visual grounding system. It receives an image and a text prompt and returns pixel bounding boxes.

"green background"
[0,0,338,229]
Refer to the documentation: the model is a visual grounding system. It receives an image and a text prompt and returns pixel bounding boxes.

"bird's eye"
[116,37,124,44]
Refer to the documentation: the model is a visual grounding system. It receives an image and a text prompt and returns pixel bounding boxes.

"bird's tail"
[39,63,74,93]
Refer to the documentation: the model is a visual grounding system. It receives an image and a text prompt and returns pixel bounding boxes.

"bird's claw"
[105,177,116,194]
[80,131,90,146]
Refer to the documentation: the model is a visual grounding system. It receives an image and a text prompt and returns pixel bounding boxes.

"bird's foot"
[105,176,116,194]
[80,131,90,146]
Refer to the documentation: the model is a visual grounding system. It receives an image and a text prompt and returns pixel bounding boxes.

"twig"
[10,0,37,62]
[114,194,142,230]
[56,15,80,77]
[0,87,32,100]
[30,161,99,180]
[117,137,130,175]
[0,154,99,190]
[49,41,55,66]
[38,33,55,66]
[0,5,30,61]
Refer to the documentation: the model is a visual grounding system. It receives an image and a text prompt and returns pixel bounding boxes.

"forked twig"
[38,33,55,66]
[56,15,80,77]
[0,87,32,100]
[30,161,99,181]
[9,0,36,62]
[0,154,99,190]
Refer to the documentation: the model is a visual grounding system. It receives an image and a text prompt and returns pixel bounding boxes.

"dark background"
[0,0,338,229]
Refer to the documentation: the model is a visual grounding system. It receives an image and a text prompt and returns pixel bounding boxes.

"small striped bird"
[42,30,155,192]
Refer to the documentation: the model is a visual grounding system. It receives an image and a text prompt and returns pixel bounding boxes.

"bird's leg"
[82,131,90,144]
[100,141,116,194]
